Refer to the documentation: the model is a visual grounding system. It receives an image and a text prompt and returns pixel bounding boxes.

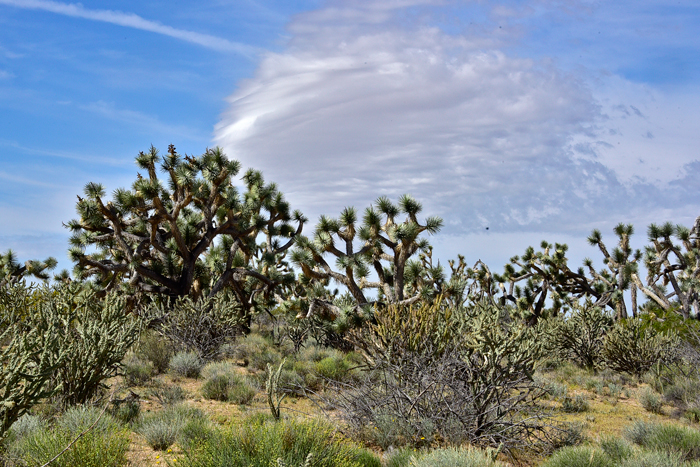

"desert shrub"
[619,450,684,467]
[639,387,664,414]
[384,448,415,467]
[315,355,351,381]
[170,351,203,378]
[145,294,243,361]
[109,400,140,426]
[408,446,506,467]
[232,333,282,371]
[542,421,587,453]
[148,383,187,407]
[602,318,677,377]
[136,404,207,451]
[562,394,590,413]
[540,446,614,467]
[550,301,613,370]
[176,415,379,467]
[200,361,256,404]
[339,300,549,452]
[121,353,154,386]
[201,373,256,404]
[134,329,174,374]
[178,415,216,451]
[7,406,128,467]
[599,435,634,464]
[624,421,700,462]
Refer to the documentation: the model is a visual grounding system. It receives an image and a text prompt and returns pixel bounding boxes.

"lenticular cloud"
[214,2,657,233]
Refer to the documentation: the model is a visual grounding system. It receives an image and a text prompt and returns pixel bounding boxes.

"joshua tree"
[0,249,57,287]
[632,217,700,319]
[585,223,641,319]
[65,145,304,311]
[291,195,442,316]
[495,226,641,324]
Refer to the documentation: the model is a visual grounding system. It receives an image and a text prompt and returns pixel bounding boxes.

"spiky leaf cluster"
[0,249,58,287]
[66,145,304,307]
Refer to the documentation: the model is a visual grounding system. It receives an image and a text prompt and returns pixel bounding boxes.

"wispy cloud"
[0,138,130,167]
[0,0,256,55]
[79,101,206,142]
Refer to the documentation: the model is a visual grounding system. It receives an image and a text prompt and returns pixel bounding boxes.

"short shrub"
[135,329,174,374]
[562,394,590,413]
[136,404,207,451]
[599,435,634,464]
[178,414,216,451]
[170,351,203,378]
[624,421,700,462]
[408,446,506,467]
[200,365,257,405]
[647,424,700,462]
[639,387,664,414]
[540,446,614,467]
[602,318,677,377]
[176,415,379,467]
[384,448,415,467]
[619,450,684,467]
[7,406,128,467]
[232,334,282,371]
[109,397,141,425]
[548,422,587,450]
[315,355,352,381]
[121,353,154,386]
[148,383,187,407]
[623,421,655,446]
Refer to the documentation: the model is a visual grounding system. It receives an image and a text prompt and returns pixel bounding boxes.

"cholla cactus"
[0,282,63,441]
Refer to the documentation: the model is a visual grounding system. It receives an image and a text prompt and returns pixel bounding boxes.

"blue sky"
[1,0,699,277]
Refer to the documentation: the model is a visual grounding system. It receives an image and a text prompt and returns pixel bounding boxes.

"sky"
[1,0,699,280]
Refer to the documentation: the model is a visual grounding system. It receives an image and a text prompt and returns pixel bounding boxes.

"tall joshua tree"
[291,195,442,316]
[66,145,304,308]
[632,217,700,319]
[496,225,641,324]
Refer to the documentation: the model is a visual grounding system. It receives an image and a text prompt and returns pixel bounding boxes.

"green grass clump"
[135,329,174,374]
[618,450,684,467]
[177,415,379,467]
[170,351,203,378]
[639,387,664,414]
[136,404,208,451]
[121,352,154,386]
[6,406,128,467]
[200,362,257,404]
[599,435,634,464]
[624,421,700,462]
[562,394,590,413]
[407,446,506,467]
[540,446,614,467]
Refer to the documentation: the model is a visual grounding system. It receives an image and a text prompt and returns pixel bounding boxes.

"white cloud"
[0,0,255,54]
[216,1,700,238]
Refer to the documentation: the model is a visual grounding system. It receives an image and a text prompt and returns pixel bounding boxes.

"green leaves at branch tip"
[398,193,422,216]
[83,181,105,199]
